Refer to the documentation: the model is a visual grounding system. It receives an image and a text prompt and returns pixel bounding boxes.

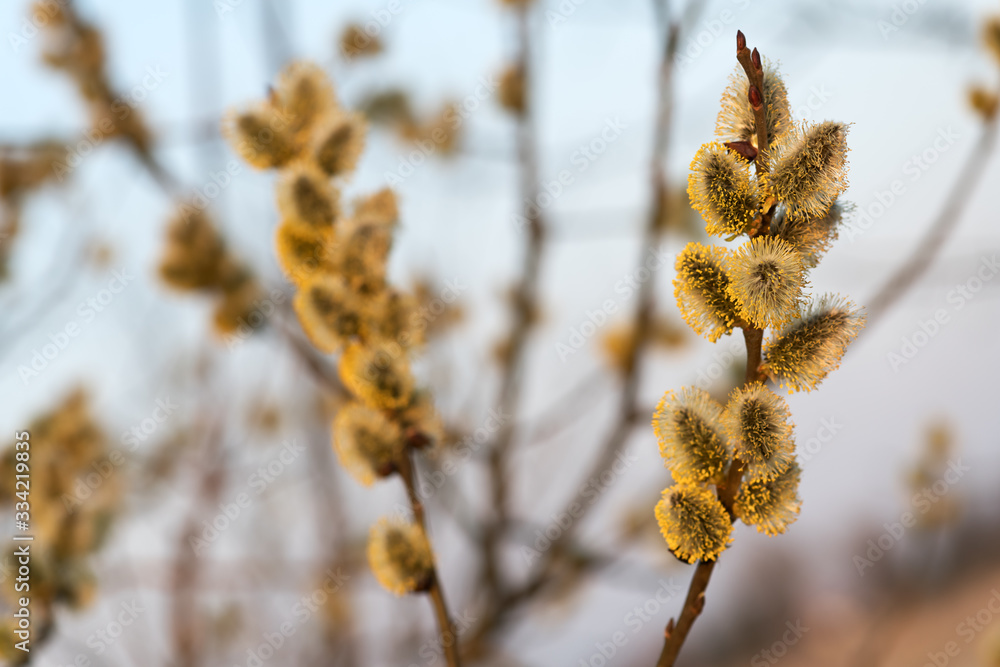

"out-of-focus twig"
[863,100,1000,328]
[480,1,547,604]
[466,0,686,650]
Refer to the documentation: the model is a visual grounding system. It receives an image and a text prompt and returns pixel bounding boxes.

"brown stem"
[398,452,462,667]
[482,0,544,601]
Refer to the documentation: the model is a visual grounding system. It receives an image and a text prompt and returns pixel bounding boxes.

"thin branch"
[466,1,684,648]
[863,106,1000,328]
[397,452,463,667]
[481,0,546,602]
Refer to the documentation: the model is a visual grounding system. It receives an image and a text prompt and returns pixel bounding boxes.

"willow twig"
[481,0,546,602]
[398,452,462,667]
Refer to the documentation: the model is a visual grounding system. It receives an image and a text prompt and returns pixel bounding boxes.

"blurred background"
[1,0,1000,665]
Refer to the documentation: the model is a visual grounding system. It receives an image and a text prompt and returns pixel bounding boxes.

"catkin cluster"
[224,61,441,596]
[158,208,265,337]
[655,36,864,564]
[0,390,119,663]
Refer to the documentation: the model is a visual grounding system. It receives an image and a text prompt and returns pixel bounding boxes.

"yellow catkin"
[332,403,403,485]
[653,387,732,485]
[764,121,850,222]
[294,274,367,353]
[274,220,335,286]
[655,484,733,563]
[771,201,848,268]
[276,161,340,232]
[763,294,864,393]
[687,142,759,238]
[339,342,414,410]
[222,103,299,170]
[725,235,805,329]
[673,242,742,342]
[275,61,337,138]
[310,111,367,178]
[723,382,794,482]
[716,61,791,148]
[735,460,801,536]
[367,517,435,595]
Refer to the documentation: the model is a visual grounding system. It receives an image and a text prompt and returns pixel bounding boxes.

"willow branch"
[398,452,462,667]
[655,30,772,667]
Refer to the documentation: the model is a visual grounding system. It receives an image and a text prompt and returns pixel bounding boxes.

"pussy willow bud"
[339,342,415,410]
[717,61,791,148]
[765,121,850,221]
[276,162,340,232]
[723,383,794,482]
[274,61,337,139]
[310,111,367,178]
[294,274,366,353]
[274,220,333,286]
[748,84,763,110]
[725,235,806,329]
[736,30,746,52]
[751,47,762,72]
[655,484,733,563]
[673,242,741,342]
[367,517,435,595]
[333,402,403,486]
[763,294,864,393]
[687,142,759,238]
[771,201,848,268]
[653,387,732,485]
[735,460,801,535]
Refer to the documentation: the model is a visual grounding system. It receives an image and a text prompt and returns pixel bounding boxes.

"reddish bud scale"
[748,85,763,109]
[752,47,762,72]
[737,30,746,52]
